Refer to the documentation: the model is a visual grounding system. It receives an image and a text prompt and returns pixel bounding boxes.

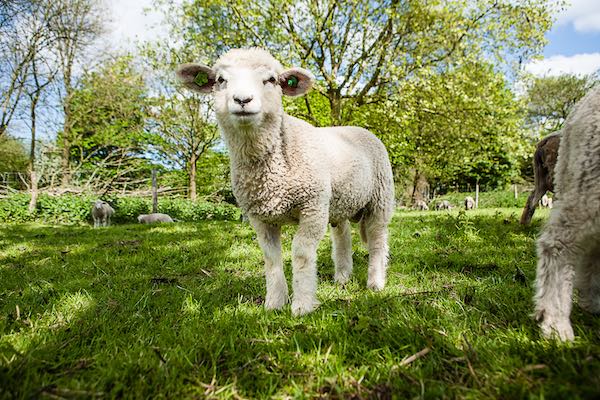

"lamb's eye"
[268,76,276,84]
[217,76,225,84]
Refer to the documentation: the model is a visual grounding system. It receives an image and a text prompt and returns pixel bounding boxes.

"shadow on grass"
[0,212,599,398]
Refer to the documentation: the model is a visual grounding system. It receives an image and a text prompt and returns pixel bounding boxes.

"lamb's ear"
[176,63,215,93]
[279,67,314,97]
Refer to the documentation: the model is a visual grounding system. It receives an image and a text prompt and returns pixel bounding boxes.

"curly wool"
[534,86,600,341]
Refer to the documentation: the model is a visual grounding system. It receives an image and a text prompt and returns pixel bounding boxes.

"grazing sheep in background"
[540,194,553,208]
[464,196,475,210]
[436,200,452,210]
[176,48,395,316]
[520,131,561,224]
[534,86,600,341]
[413,200,429,211]
[91,200,114,228]
[137,213,174,224]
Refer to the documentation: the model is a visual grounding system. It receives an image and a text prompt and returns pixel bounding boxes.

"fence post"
[152,169,158,213]
[475,179,479,208]
[514,184,518,200]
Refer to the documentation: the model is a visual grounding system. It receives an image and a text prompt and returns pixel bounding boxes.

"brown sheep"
[520,131,561,225]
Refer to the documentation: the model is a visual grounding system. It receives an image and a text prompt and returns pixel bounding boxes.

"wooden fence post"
[152,169,158,213]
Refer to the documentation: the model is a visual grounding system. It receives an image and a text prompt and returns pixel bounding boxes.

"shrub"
[0,194,240,224]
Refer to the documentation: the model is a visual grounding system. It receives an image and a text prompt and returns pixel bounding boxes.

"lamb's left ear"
[279,67,314,97]
[176,63,215,93]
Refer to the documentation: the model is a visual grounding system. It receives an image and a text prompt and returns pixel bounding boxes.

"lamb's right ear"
[176,63,215,93]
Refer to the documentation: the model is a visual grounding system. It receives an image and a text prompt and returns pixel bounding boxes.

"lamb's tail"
[359,218,368,244]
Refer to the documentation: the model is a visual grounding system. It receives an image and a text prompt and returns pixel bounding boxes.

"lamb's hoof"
[367,277,385,291]
[540,318,574,342]
[264,291,288,311]
[334,271,351,286]
[291,298,320,316]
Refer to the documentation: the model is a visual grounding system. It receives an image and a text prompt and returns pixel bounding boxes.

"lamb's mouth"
[232,110,259,117]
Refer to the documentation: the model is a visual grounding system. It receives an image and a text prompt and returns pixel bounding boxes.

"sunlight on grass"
[2,291,95,356]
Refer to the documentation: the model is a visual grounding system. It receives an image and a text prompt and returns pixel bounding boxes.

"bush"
[0,194,241,224]
[431,190,532,209]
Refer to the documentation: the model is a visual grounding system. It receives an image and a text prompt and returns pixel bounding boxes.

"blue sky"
[525,0,600,76]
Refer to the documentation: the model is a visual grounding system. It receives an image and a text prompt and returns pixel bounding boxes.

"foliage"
[0,194,241,224]
[66,56,155,191]
[1,209,598,398]
[525,73,598,136]
[0,135,28,172]
[431,190,533,209]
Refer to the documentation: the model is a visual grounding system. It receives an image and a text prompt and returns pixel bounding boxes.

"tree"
[525,73,598,136]
[50,0,105,186]
[0,134,28,172]
[142,41,220,201]
[173,0,557,125]
[67,56,154,192]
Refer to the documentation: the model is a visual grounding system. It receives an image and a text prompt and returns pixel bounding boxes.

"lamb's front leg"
[291,212,328,316]
[534,219,576,341]
[250,217,288,310]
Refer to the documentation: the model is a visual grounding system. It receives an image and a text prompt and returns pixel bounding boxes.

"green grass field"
[1,208,599,399]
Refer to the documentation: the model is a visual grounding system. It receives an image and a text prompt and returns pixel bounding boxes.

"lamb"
[176,48,395,316]
[540,194,553,209]
[137,213,174,224]
[91,200,114,228]
[464,196,475,210]
[436,200,452,210]
[533,86,600,341]
[520,131,561,224]
[413,200,429,211]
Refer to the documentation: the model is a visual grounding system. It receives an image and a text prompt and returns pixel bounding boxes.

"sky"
[525,0,600,76]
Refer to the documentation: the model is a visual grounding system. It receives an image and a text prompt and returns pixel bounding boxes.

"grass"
[0,208,599,399]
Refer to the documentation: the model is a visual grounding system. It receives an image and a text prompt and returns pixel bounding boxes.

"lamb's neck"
[222,116,288,169]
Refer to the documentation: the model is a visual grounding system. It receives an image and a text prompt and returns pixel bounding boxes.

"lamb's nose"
[234,95,253,105]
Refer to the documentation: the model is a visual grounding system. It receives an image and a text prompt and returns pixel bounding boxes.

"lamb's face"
[176,48,314,130]
[212,63,282,128]
[93,200,104,210]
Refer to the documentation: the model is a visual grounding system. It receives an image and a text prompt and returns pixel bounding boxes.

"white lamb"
[176,48,395,316]
[91,200,114,228]
[137,213,174,224]
[413,200,429,211]
[534,86,600,341]
[436,200,452,210]
[464,196,475,210]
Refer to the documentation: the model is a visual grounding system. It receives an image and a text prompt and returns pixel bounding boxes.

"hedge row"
[0,194,241,224]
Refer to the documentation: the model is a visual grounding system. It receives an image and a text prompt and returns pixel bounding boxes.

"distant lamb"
[520,131,561,224]
[464,196,475,210]
[137,213,174,224]
[176,48,395,316]
[436,200,452,210]
[91,200,114,228]
[534,86,600,341]
[540,194,553,209]
[413,200,429,211]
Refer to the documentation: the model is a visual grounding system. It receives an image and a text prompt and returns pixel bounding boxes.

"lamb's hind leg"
[331,220,353,285]
[363,214,389,291]
[291,211,328,316]
[576,249,600,315]
[250,217,288,310]
[534,213,577,341]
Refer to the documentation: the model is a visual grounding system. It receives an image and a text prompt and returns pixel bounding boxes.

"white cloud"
[525,53,600,76]
[556,0,600,32]
[104,0,174,50]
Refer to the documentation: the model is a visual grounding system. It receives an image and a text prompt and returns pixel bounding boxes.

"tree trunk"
[328,88,342,126]
[189,153,197,201]
[60,98,72,186]
[28,73,40,213]
[152,169,158,213]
